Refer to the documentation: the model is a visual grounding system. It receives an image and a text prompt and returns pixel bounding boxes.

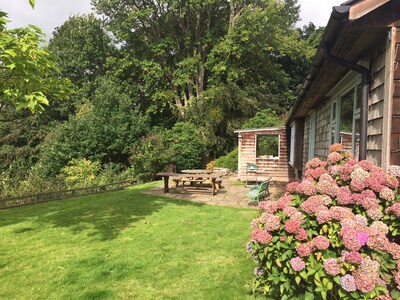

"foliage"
[39,77,149,176]
[215,148,238,171]
[164,122,206,171]
[48,14,114,88]
[131,122,206,180]
[59,158,101,189]
[0,185,255,299]
[242,108,285,129]
[130,132,173,181]
[247,144,400,299]
[0,9,73,116]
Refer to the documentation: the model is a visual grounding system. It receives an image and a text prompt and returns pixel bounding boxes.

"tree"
[0,2,72,117]
[39,77,149,176]
[48,14,115,88]
[92,0,308,119]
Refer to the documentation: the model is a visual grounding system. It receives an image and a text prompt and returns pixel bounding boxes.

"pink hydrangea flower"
[323,258,341,276]
[388,165,400,177]
[300,196,326,214]
[370,221,389,235]
[283,206,298,216]
[379,187,395,201]
[277,195,293,210]
[290,256,306,271]
[286,181,300,194]
[365,176,384,193]
[353,270,377,293]
[251,229,272,245]
[261,213,281,232]
[340,227,362,251]
[337,186,355,205]
[313,235,330,250]
[258,200,279,214]
[350,179,366,192]
[359,160,374,171]
[316,209,332,224]
[344,251,363,264]
[305,157,325,169]
[385,175,399,189]
[328,152,343,164]
[351,167,370,182]
[330,143,344,153]
[296,181,316,196]
[285,220,301,234]
[296,243,314,257]
[251,219,260,229]
[385,203,400,217]
[295,228,308,241]
[393,270,400,289]
[367,208,383,220]
[305,167,326,180]
[328,165,342,176]
[316,180,340,197]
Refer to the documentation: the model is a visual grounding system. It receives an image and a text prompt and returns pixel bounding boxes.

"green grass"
[0,182,257,299]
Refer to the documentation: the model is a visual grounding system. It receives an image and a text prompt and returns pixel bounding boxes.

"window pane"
[354,117,360,158]
[340,89,354,152]
[257,135,279,158]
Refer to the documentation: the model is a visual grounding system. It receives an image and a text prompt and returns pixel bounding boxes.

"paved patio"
[144,174,287,208]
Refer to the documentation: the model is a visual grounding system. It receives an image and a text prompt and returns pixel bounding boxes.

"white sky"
[2,0,341,40]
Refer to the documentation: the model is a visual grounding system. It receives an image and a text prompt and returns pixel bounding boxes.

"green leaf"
[295,276,301,285]
[29,0,35,9]
[304,291,315,300]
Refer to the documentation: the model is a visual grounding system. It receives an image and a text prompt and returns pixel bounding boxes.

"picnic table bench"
[156,172,223,195]
[245,179,271,207]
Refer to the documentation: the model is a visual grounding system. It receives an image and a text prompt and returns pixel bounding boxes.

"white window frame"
[308,110,316,160]
[256,134,280,160]
[289,122,295,165]
[327,70,362,156]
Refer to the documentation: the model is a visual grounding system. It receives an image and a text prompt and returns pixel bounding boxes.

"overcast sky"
[2,0,340,40]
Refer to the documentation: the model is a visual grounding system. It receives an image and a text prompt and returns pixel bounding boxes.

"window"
[256,134,279,159]
[329,76,362,157]
[289,123,295,165]
[308,111,316,160]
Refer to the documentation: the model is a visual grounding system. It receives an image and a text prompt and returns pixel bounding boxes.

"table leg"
[211,178,216,196]
[163,176,170,193]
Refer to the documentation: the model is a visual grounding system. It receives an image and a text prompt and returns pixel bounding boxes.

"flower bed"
[246,144,400,299]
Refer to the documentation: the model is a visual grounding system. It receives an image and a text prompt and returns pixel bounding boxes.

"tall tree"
[92,0,306,120]
[48,14,115,88]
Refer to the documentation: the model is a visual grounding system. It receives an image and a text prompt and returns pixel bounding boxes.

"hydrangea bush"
[246,144,400,299]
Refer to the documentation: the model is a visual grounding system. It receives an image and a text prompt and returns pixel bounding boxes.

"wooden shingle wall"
[367,44,387,166]
[391,28,400,165]
[237,128,295,182]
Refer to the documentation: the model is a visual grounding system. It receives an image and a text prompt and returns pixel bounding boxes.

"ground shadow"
[0,186,205,241]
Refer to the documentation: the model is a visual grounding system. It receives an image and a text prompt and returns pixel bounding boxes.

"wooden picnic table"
[156,172,179,193]
[156,172,223,195]
[181,169,213,174]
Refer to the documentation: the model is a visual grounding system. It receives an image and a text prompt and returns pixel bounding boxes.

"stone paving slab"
[144,174,286,208]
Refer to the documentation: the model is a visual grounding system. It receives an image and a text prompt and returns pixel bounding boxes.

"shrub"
[130,133,172,181]
[59,158,101,189]
[247,144,400,299]
[215,148,238,171]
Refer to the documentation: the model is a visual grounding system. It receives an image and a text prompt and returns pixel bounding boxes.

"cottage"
[287,0,400,178]
[235,127,295,182]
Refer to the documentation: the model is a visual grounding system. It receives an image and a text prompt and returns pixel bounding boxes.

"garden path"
[144,174,286,208]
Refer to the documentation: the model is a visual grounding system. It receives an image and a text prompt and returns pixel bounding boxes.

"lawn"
[0,183,257,299]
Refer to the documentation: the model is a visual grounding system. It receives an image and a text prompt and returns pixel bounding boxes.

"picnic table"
[156,172,223,195]
[181,169,213,174]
